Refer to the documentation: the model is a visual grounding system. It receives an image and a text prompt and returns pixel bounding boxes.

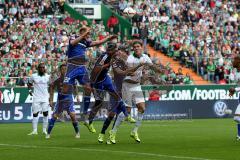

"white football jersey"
[125,53,152,82]
[29,73,50,103]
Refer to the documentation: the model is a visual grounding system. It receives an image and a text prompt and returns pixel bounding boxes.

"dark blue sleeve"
[86,40,92,48]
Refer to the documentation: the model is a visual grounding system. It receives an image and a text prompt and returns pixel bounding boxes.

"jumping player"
[46,64,80,139]
[62,27,116,122]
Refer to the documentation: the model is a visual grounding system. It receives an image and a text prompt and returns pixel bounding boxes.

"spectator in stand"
[107,13,119,33]
[139,22,148,53]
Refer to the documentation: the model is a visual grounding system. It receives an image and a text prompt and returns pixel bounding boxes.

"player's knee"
[62,84,68,94]
[234,116,240,123]
[33,112,39,117]
[43,111,48,117]
[137,106,145,113]
[83,85,92,95]
[53,114,58,119]
[126,107,131,113]
[137,103,145,113]
[108,112,115,119]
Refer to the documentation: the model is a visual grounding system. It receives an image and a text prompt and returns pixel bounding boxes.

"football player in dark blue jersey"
[46,64,80,139]
[83,42,143,144]
[62,27,117,122]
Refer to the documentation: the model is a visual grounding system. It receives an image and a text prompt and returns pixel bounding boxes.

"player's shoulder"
[127,54,135,60]
[142,53,150,58]
[31,73,38,78]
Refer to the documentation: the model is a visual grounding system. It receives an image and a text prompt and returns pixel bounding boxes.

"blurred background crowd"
[0,0,239,87]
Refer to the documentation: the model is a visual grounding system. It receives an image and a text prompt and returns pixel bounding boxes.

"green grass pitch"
[0,119,239,160]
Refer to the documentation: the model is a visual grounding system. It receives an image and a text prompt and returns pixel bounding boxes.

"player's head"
[106,42,117,55]
[59,63,67,76]
[233,56,240,72]
[38,63,46,76]
[79,27,90,39]
[132,40,143,57]
[118,45,129,58]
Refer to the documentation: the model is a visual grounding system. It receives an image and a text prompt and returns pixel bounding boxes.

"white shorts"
[235,103,240,115]
[122,82,145,107]
[32,102,49,114]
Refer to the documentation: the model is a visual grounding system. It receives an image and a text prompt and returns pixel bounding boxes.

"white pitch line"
[0,143,220,160]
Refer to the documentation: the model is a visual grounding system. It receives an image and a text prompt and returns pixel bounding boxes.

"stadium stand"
[107,0,239,84]
[1,0,238,86]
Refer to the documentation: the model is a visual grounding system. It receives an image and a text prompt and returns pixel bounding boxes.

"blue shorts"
[64,63,90,85]
[92,75,122,113]
[53,94,75,115]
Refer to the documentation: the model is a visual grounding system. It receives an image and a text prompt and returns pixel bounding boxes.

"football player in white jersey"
[229,56,240,140]
[28,63,50,135]
[108,40,163,143]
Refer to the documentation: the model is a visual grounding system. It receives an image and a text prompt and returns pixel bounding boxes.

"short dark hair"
[59,63,67,69]
[132,40,143,46]
[79,27,87,34]
[106,42,117,51]
[38,63,45,69]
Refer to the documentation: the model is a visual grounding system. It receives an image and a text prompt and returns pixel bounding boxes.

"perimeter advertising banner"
[0,85,239,123]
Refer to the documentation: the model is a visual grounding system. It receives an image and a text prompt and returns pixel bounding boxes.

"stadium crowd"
[117,0,239,84]
[0,0,196,87]
[0,0,108,87]
[3,0,237,86]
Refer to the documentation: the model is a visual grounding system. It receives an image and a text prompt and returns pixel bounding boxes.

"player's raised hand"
[108,35,118,40]
[229,87,236,97]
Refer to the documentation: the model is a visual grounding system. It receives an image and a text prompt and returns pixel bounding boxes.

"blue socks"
[72,121,79,134]
[117,101,128,117]
[83,96,91,114]
[47,118,56,134]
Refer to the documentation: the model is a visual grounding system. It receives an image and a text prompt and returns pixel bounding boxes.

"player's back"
[91,53,112,83]
[112,55,127,93]
[67,36,91,64]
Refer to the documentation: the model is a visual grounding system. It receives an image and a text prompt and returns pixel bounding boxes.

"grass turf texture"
[0,119,239,160]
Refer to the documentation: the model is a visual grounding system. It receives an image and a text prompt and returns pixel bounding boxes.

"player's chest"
[33,76,49,84]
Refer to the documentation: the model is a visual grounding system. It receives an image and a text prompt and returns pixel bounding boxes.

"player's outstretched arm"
[70,27,91,46]
[90,35,117,47]
[148,64,165,74]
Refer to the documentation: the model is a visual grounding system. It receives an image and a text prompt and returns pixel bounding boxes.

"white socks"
[112,112,125,133]
[32,116,39,132]
[234,116,240,123]
[132,112,144,133]
[42,116,48,132]
[32,116,48,133]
